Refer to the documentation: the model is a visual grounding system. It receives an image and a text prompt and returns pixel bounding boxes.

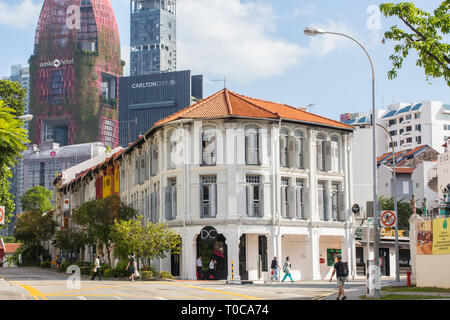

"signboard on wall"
[327,249,341,266]
[417,220,433,255]
[432,217,450,255]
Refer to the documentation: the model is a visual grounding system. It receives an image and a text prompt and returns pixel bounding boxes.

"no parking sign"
[380,210,397,228]
[0,206,5,225]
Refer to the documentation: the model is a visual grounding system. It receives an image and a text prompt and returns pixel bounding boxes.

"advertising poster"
[327,249,341,266]
[432,217,450,255]
[417,220,433,255]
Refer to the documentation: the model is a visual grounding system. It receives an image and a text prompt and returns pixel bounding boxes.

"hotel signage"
[40,58,74,68]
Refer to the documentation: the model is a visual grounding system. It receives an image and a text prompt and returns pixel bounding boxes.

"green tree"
[379,1,450,86]
[0,170,15,229]
[21,185,54,214]
[112,216,181,271]
[14,210,57,246]
[0,80,27,116]
[54,228,89,259]
[73,196,137,267]
[378,195,415,232]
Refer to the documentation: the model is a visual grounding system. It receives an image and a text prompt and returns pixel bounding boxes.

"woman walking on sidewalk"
[282,257,294,282]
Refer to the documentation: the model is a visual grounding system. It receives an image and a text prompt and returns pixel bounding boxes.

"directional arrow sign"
[380,210,397,228]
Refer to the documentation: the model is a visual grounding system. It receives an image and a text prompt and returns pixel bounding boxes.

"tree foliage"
[378,195,416,231]
[21,185,54,214]
[111,216,181,269]
[54,228,89,255]
[0,170,15,229]
[0,80,26,116]
[14,210,58,246]
[72,196,137,267]
[380,1,450,86]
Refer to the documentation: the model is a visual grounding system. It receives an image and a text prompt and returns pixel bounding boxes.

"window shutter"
[338,191,345,221]
[288,136,296,168]
[296,187,302,219]
[288,186,295,219]
[246,184,252,216]
[316,141,323,171]
[331,141,339,172]
[325,141,332,172]
[324,189,330,221]
[318,188,324,221]
[279,135,285,166]
[281,186,287,218]
[245,135,250,164]
[303,187,309,219]
[156,190,159,221]
[200,184,204,217]
[140,157,145,184]
[135,160,139,185]
[210,183,217,217]
[165,187,172,220]
[302,138,308,169]
[145,152,149,180]
[172,186,177,219]
[259,183,264,217]
[150,192,155,222]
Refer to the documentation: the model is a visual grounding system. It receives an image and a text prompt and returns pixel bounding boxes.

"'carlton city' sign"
[40,58,74,68]
[131,79,176,89]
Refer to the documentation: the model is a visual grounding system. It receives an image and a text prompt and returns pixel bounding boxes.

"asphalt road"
[0,267,405,301]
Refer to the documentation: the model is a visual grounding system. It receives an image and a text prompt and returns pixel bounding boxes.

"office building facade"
[119,70,203,147]
[130,0,177,75]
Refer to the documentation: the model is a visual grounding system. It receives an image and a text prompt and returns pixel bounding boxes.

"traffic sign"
[0,206,5,225]
[380,210,397,228]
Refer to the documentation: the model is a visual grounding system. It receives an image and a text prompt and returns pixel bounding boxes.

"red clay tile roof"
[4,243,20,254]
[387,167,414,174]
[154,89,353,130]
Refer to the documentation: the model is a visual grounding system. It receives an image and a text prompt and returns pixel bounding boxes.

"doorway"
[380,248,390,276]
[239,234,247,280]
[196,234,228,280]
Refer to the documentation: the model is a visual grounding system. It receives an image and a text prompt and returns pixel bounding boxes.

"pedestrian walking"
[56,255,61,271]
[281,257,294,282]
[208,258,215,280]
[270,256,281,281]
[101,254,106,265]
[126,253,138,282]
[330,254,348,300]
[91,256,102,281]
[196,255,203,280]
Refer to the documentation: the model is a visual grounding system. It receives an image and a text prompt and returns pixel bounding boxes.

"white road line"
[115,296,123,300]
[155,297,168,300]
[77,296,87,300]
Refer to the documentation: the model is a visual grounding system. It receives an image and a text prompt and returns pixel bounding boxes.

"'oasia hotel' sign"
[40,58,74,68]
[131,79,176,89]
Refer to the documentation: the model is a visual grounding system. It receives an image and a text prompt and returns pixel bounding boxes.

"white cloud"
[177,0,306,83]
[306,19,358,57]
[0,0,41,30]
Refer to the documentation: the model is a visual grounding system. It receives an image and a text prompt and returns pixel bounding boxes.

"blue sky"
[0,0,448,122]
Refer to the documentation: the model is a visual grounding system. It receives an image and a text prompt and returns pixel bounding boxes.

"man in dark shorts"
[330,254,347,300]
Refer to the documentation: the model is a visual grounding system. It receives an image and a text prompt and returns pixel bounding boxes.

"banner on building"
[417,220,433,255]
[432,217,450,255]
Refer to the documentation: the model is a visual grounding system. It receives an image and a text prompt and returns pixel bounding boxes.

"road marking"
[77,296,87,300]
[46,284,123,295]
[115,296,123,300]
[154,282,262,300]
[155,297,168,300]
[9,281,48,300]
[312,291,336,300]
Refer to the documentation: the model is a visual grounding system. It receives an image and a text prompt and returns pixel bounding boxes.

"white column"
[307,228,321,280]
[308,129,319,221]
[216,122,225,166]
[225,229,241,283]
[236,125,245,165]
[409,213,421,285]
[181,229,197,280]
[225,123,238,219]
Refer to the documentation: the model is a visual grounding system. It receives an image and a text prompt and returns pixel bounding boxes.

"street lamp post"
[304,26,381,297]
[377,123,400,282]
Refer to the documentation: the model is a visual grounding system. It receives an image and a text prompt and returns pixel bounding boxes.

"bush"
[113,260,130,278]
[40,262,46,268]
[100,263,109,273]
[103,268,114,278]
[141,271,153,280]
[59,260,70,273]
[159,271,173,280]
[80,266,91,275]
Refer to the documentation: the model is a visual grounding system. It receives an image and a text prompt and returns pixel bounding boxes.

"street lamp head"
[304,26,327,36]
[19,114,33,122]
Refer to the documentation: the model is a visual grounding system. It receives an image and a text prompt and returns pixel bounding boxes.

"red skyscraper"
[29,0,123,147]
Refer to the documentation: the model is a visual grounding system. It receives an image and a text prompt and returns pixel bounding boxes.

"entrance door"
[196,234,228,280]
[239,234,247,280]
[171,237,181,277]
[380,248,390,276]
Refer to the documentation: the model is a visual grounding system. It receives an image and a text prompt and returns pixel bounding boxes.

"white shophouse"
[115,89,357,282]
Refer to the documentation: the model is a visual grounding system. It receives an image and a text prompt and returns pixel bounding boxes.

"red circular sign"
[50,151,56,157]
[381,210,396,227]
[0,207,4,223]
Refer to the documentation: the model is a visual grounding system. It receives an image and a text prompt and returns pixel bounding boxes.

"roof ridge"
[228,91,280,117]
[224,89,233,114]
[232,91,352,129]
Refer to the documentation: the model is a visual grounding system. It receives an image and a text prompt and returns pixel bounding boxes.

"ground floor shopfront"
[160,222,356,281]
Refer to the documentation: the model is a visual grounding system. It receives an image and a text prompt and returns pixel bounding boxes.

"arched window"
[280,128,289,167]
[245,126,260,165]
[202,126,216,165]
[168,129,183,169]
[316,133,326,171]
[331,135,340,172]
[294,130,305,169]
[150,141,159,176]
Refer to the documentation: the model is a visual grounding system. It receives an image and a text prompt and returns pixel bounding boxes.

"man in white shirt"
[91,256,102,281]
[196,255,203,280]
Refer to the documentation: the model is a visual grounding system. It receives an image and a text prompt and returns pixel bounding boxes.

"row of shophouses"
[53,89,391,282]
